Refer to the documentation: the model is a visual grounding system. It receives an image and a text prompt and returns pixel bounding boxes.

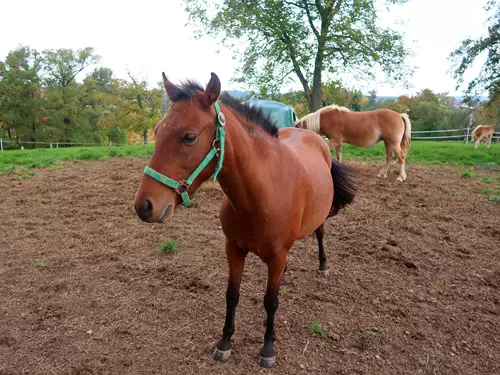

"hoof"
[319,269,330,277]
[259,355,276,368]
[213,347,231,362]
[396,176,406,182]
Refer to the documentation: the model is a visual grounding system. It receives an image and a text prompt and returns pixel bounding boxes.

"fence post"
[109,140,112,147]
[56,142,59,148]
[50,142,52,149]
[0,138,3,152]
[465,127,470,144]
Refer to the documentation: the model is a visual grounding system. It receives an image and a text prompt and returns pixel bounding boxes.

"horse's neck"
[217,118,280,213]
[320,110,344,133]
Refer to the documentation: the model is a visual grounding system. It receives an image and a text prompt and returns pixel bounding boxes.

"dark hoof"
[319,269,330,277]
[213,347,231,362]
[259,355,276,368]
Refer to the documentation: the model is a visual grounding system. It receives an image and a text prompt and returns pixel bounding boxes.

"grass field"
[0,141,498,176]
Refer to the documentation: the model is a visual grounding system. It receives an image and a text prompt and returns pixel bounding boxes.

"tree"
[184,0,412,112]
[0,46,43,145]
[40,47,101,141]
[450,0,500,104]
[120,73,164,144]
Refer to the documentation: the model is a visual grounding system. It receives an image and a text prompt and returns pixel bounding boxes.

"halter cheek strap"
[143,101,226,207]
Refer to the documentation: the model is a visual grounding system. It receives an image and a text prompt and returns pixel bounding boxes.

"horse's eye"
[181,133,197,144]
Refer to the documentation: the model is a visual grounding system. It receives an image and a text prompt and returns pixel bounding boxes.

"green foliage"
[487,195,500,202]
[311,317,324,337]
[0,46,164,148]
[157,238,180,254]
[450,0,500,105]
[460,168,475,178]
[184,0,412,111]
[107,127,128,145]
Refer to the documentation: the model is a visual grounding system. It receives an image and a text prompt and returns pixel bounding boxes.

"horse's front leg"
[259,254,287,368]
[213,241,248,362]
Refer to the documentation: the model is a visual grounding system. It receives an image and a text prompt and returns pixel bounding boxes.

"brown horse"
[471,125,495,148]
[295,105,412,182]
[134,73,356,367]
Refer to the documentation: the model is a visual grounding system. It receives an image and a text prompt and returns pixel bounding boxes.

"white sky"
[0,0,491,97]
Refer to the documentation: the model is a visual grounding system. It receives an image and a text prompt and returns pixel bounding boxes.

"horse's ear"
[202,72,221,107]
[162,72,177,99]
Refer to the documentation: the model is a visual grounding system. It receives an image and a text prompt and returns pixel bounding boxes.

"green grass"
[0,144,154,174]
[156,238,180,254]
[339,141,500,167]
[310,317,324,338]
[0,142,498,177]
[487,195,500,203]
[460,168,475,178]
[480,188,500,195]
[360,330,378,339]
[279,285,289,295]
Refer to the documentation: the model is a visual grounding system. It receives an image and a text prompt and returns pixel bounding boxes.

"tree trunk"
[143,129,148,144]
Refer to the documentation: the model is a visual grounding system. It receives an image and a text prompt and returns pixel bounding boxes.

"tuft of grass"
[480,188,500,195]
[360,330,378,339]
[32,259,48,268]
[487,195,500,203]
[279,285,289,295]
[480,176,495,184]
[156,238,180,254]
[311,317,324,338]
[460,168,474,178]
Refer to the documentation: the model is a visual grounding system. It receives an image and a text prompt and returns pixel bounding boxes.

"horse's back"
[278,127,331,165]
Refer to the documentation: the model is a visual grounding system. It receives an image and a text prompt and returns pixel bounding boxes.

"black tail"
[327,158,357,218]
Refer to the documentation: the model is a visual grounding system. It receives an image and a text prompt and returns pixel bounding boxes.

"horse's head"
[134,72,223,223]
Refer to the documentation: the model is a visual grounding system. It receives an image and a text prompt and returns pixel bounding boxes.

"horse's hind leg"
[393,144,407,182]
[315,224,329,277]
[213,241,248,363]
[378,141,392,178]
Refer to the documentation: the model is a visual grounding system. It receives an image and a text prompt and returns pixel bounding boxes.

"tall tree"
[450,0,499,104]
[184,0,412,112]
[40,47,101,141]
[0,46,43,144]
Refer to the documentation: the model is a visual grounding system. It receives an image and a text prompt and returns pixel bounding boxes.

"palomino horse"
[134,73,356,367]
[471,125,495,148]
[295,106,412,182]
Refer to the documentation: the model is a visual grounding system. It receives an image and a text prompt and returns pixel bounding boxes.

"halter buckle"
[173,181,189,194]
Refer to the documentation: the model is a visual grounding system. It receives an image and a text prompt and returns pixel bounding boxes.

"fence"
[1,129,499,151]
[409,128,500,143]
[0,139,154,151]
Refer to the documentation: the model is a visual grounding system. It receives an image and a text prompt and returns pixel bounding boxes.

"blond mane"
[295,104,351,133]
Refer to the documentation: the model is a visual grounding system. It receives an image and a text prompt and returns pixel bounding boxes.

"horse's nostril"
[142,199,153,216]
[136,199,153,221]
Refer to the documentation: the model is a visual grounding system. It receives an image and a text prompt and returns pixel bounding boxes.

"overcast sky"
[0,0,491,97]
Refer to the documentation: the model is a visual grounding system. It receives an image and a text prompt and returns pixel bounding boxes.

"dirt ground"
[0,158,499,375]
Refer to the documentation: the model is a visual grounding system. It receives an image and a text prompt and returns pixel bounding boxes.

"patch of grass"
[0,144,154,175]
[480,188,500,195]
[156,238,180,254]
[311,317,324,338]
[32,259,48,268]
[337,141,500,167]
[480,176,495,184]
[460,168,475,178]
[487,195,500,203]
[477,162,500,171]
[360,330,378,339]
[279,285,289,295]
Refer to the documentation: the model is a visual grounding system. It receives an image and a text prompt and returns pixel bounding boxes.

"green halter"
[143,101,226,207]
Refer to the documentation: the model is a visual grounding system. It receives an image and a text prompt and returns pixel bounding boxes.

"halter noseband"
[143,101,226,207]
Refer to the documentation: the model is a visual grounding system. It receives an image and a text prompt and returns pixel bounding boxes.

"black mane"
[168,80,279,138]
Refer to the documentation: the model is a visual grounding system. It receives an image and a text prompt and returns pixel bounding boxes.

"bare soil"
[0,158,499,375]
